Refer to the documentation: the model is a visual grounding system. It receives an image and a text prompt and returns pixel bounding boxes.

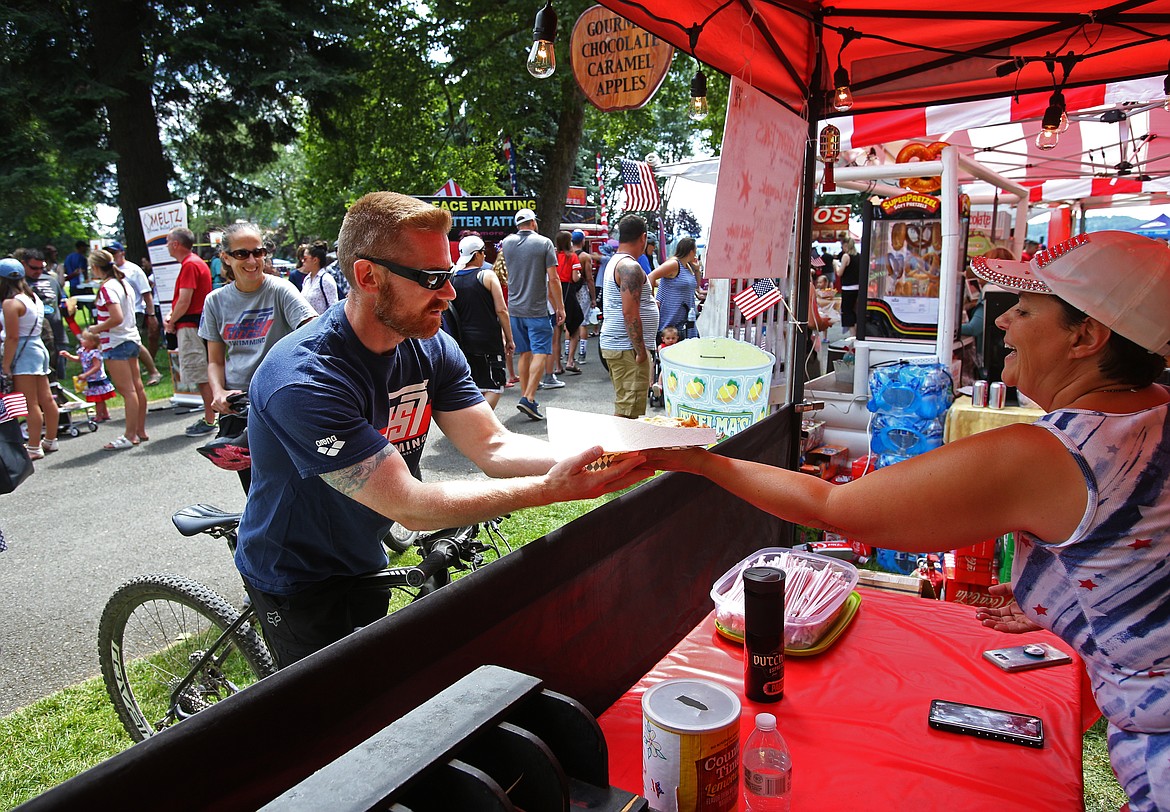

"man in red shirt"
[163,227,216,436]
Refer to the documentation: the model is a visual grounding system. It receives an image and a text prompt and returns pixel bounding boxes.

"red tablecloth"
[598,587,1097,811]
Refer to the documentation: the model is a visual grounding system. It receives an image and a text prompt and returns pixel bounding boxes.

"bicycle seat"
[172,504,244,537]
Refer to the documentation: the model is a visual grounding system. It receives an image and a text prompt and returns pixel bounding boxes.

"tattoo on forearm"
[626,317,642,346]
[320,445,394,496]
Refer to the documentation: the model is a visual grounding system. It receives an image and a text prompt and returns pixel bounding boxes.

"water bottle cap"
[755,712,777,730]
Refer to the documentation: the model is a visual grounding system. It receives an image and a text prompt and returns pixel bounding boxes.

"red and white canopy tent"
[835,77,1170,208]
[597,0,1170,403]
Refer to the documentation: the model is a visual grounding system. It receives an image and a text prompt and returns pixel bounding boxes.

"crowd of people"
[6,200,1169,809]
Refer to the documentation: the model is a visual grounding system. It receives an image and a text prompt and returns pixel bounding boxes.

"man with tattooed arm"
[234,192,647,667]
[599,214,660,418]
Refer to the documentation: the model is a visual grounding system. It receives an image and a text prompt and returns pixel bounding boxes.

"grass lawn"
[0,497,1127,809]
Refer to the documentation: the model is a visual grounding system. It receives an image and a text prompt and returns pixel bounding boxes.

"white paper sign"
[705,78,807,279]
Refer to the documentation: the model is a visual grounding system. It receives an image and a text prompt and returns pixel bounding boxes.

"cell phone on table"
[928,699,1044,748]
[983,642,1072,672]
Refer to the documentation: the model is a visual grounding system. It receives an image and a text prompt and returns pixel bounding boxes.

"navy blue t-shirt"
[235,305,482,595]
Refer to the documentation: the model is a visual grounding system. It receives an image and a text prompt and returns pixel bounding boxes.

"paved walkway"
[0,340,625,715]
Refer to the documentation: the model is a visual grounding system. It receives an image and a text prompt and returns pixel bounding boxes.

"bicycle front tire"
[98,574,277,741]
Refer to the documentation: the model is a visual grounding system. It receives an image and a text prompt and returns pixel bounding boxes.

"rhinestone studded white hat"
[970,231,1170,355]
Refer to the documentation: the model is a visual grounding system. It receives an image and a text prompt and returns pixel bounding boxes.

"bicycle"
[97,503,511,741]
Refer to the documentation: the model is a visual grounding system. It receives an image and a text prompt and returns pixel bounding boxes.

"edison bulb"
[832,85,854,112]
[527,40,555,79]
[688,95,709,121]
[1036,129,1060,151]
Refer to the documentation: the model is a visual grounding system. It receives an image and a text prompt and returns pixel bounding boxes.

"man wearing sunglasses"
[164,227,216,436]
[233,191,649,668]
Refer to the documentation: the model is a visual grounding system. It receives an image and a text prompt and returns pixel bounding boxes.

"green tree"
[0,0,363,259]
[289,0,729,241]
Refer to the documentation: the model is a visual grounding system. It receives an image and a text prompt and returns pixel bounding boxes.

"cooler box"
[660,338,775,438]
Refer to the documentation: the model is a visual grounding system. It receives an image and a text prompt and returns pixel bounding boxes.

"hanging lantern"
[819,124,841,192]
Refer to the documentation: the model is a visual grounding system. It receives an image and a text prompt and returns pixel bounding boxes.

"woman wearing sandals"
[0,257,59,460]
[88,249,147,449]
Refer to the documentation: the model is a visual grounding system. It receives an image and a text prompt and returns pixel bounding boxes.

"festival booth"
[21,3,1170,810]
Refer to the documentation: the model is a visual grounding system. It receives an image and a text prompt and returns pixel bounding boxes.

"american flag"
[620,158,660,212]
[596,154,609,230]
[0,393,28,421]
[434,179,467,197]
[811,252,825,269]
[733,278,783,321]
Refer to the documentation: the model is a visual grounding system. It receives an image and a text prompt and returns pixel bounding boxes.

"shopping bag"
[0,419,33,494]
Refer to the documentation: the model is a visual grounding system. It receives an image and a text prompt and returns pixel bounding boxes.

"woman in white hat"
[644,231,1170,811]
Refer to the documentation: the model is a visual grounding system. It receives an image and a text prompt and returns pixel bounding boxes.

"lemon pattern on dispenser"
[716,379,740,403]
[684,377,706,399]
[747,377,765,402]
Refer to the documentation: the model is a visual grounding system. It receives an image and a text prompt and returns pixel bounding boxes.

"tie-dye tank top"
[1013,403,1170,810]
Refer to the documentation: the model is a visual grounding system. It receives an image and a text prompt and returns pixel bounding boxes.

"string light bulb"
[832,66,854,112]
[688,69,709,121]
[830,28,858,113]
[527,1,557,79]
[819,124,841,192]
[1036,94,1064,151]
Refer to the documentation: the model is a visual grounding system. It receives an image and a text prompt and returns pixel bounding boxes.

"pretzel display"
[891,222,906,250]
[895,141,949,194]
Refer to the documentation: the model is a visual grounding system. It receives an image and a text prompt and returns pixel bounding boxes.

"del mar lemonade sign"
[570,5,673,112]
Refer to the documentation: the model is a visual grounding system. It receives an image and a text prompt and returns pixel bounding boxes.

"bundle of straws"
[717,551,854,645]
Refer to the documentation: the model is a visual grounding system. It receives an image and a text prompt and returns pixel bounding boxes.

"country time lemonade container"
[660,338,775,438]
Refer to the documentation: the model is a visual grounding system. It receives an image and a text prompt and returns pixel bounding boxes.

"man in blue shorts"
[235,191,647,667]
[501,208,563,420]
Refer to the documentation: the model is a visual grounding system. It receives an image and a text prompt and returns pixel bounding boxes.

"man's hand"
[544,446,651,501]
[974,583,1044,633]
[163,316,175,334]
[555,307,566,326]
[634,346,647,365]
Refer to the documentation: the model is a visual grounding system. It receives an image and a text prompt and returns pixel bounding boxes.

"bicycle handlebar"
[407,539,460,587]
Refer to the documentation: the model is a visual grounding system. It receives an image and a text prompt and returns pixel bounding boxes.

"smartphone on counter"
[928,699,1045,748]
[983,642,1072,672]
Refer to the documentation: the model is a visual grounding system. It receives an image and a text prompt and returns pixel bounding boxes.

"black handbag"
[0,419,33,494]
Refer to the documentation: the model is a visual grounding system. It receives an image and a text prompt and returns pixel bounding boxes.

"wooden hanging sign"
[570,5,674,112]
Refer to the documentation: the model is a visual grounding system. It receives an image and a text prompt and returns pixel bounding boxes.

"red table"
[598,588,1096,810]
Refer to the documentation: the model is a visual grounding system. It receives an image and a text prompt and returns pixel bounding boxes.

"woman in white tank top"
[0,257,59,459]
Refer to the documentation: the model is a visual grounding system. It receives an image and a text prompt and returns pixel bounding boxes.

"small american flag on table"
[733,278,783,320]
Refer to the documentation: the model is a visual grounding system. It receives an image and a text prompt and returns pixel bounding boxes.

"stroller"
[648,349,664,408]
[54,381,99,437]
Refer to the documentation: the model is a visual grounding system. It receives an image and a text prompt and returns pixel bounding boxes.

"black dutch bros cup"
[743,566,785,702]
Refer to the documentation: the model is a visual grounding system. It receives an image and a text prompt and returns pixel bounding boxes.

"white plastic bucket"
[660,338,775,438]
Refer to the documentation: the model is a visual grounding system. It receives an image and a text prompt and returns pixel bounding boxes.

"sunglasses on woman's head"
[226,247,269,260]
[357,255,453,290]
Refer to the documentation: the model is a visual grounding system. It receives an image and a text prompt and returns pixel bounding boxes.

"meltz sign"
[570,5,673,112]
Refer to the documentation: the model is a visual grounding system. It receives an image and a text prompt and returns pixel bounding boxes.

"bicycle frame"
[164,607,258,724]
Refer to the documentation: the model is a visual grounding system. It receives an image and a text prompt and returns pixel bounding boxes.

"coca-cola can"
[972,380,989,408]
[988,381,1007,409]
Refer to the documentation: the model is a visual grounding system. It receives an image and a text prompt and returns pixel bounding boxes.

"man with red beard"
[234,191,648,667]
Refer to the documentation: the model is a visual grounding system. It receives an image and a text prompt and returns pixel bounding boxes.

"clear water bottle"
[743,712,792,812]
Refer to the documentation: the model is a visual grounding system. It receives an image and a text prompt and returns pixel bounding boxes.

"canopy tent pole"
[785,16,826,472]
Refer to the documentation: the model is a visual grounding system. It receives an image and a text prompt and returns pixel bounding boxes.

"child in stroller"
[649,325,681,408]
